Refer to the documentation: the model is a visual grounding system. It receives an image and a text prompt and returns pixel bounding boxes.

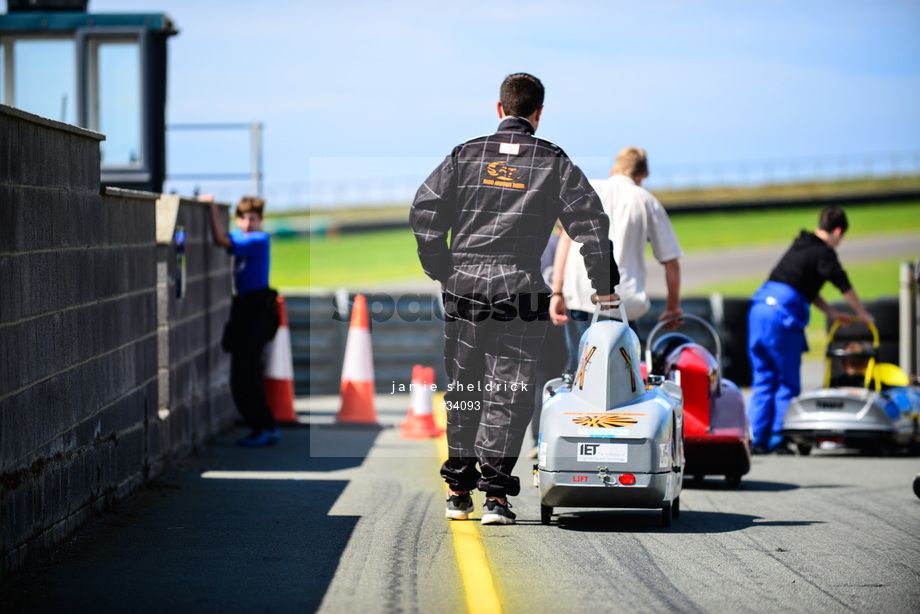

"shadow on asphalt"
[683,478,800,492]
[684,478,800,492]
[196,424,384,473]
[548,510,824,534]
[309,424,388,461]
[684,478,851,491]
[0,427,379,613]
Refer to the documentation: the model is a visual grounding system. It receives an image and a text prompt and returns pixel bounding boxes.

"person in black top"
[410,73,619,525]
[747,205,874,453]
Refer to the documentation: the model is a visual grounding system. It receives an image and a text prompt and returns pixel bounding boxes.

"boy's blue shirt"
[229,229,270,296]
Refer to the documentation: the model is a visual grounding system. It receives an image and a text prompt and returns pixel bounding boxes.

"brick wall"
[152,194,233,469]
[0,104,233,578]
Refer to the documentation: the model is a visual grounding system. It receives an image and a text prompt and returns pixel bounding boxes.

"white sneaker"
[481,499,515,525]
[446,493,474,520]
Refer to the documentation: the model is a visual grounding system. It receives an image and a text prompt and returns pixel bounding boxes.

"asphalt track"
[2,395,919,613]
[2,233,918,613]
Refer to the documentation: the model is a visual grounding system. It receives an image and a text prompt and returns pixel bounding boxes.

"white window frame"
[0,34,77,116]
[77,27,147,170]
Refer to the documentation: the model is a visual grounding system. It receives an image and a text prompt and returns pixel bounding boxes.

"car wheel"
[726,474,742,488]
[672,496,680,518]
[661,502,672,528]
[541,504,553,526]
[796,443,813,456]
[913,474,920,499]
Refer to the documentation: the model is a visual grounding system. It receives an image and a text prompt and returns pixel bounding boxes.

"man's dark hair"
[500,73,544,118]
[818,205,848,233]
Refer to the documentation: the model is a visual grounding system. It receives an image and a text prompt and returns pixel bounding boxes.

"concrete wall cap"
[153,195,230,245]
[155,194,181,245]
[103,186,160,201]
[1,103,105,140]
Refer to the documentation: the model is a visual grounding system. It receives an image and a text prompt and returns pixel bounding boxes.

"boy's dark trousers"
[223,289,279,433]
[230,345,275,433]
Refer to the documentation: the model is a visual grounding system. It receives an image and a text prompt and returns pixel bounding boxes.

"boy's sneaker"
[446,493,474,520]
[237,430,277,447]
[266,427,281,444]
[481,499,515,525]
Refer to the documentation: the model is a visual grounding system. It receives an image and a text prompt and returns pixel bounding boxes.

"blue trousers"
[747,301,805,450]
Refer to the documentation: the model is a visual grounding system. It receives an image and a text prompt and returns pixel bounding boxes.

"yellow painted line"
[434,393,503,614]
[451,522,503,614]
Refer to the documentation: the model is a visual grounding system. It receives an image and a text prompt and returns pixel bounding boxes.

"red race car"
[645,314,752,487]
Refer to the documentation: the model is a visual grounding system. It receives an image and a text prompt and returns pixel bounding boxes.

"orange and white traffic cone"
[336,294,379,425]
[401,365,443,439]
[264,295,297,424]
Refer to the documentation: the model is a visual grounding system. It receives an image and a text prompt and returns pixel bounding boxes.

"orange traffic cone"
[264,295,297,423]
[336,294,379,425]
[401,365,443,439]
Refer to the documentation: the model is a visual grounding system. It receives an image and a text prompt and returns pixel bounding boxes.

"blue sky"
[85,0,920,209]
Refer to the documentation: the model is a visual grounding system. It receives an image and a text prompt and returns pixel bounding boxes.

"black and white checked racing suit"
[410,116,619,498]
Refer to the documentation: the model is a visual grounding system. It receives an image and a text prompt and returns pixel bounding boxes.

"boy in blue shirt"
[206,195,280,446]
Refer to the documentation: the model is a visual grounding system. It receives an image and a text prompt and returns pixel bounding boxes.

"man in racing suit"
[410,73,619,525]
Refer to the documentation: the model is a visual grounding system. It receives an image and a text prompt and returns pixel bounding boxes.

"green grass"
[667,200,920,251]
[271,229,423,289]
[272,200,920,289]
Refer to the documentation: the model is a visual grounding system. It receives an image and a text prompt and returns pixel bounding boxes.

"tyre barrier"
[287,293,904,395]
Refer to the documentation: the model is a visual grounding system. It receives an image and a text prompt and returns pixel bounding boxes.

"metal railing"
[645,150,920,191]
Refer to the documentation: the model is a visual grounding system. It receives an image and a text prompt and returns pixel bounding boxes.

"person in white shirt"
[549,146,683,372]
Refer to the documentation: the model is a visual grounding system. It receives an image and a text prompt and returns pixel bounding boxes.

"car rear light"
[618,474,636,485]
[817,437,843,449]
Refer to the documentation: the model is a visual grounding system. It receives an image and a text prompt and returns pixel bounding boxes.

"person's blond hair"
[612,146,649,180]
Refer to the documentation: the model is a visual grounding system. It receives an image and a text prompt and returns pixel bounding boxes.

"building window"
[87,37,142,167]
[2,37,77,124]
